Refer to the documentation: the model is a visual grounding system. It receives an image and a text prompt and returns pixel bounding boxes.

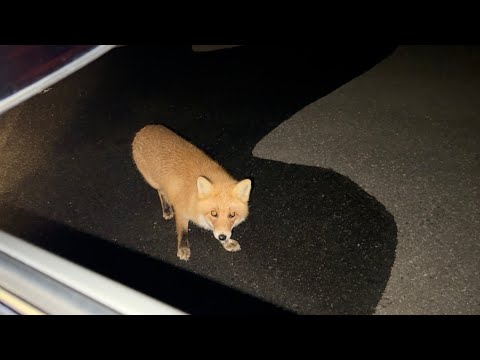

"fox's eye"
[211,210,218,217]
[228,212,236,218]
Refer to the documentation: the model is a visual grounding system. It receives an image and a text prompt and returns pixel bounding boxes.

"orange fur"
[132,125,251,261]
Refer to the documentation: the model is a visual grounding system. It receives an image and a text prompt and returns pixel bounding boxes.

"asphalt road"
[1,45,474,314]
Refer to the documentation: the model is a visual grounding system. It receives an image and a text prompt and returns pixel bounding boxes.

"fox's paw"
[163,211,174,220]
[177,247,191,261]
[162,206,174,220]
[222,239,241,252]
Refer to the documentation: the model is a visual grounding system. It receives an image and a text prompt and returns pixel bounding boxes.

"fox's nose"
[218,234,227,241]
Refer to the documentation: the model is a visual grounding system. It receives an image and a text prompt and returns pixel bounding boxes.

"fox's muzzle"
[214,230,231,241]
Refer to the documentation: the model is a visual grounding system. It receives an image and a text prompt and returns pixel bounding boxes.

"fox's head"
[196,176,251,242]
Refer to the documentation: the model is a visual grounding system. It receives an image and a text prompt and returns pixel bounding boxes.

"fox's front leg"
[175,216,191,261]
[221,239,241,252]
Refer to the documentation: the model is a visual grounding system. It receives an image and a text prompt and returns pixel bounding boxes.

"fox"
[132,124,252,261]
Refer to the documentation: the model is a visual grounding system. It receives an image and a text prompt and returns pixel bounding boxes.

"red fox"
[132,125,252,261]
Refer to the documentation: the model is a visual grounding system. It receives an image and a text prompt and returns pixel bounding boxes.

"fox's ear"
[233,179,251,202]
[197,176,213,199]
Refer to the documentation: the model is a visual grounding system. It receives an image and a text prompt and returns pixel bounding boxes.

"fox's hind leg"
[175,215,190,261]
[158,191,174,220]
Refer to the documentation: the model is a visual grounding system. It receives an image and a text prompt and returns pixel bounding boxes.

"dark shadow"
[0,44,398,314]
[0,203,291,315]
